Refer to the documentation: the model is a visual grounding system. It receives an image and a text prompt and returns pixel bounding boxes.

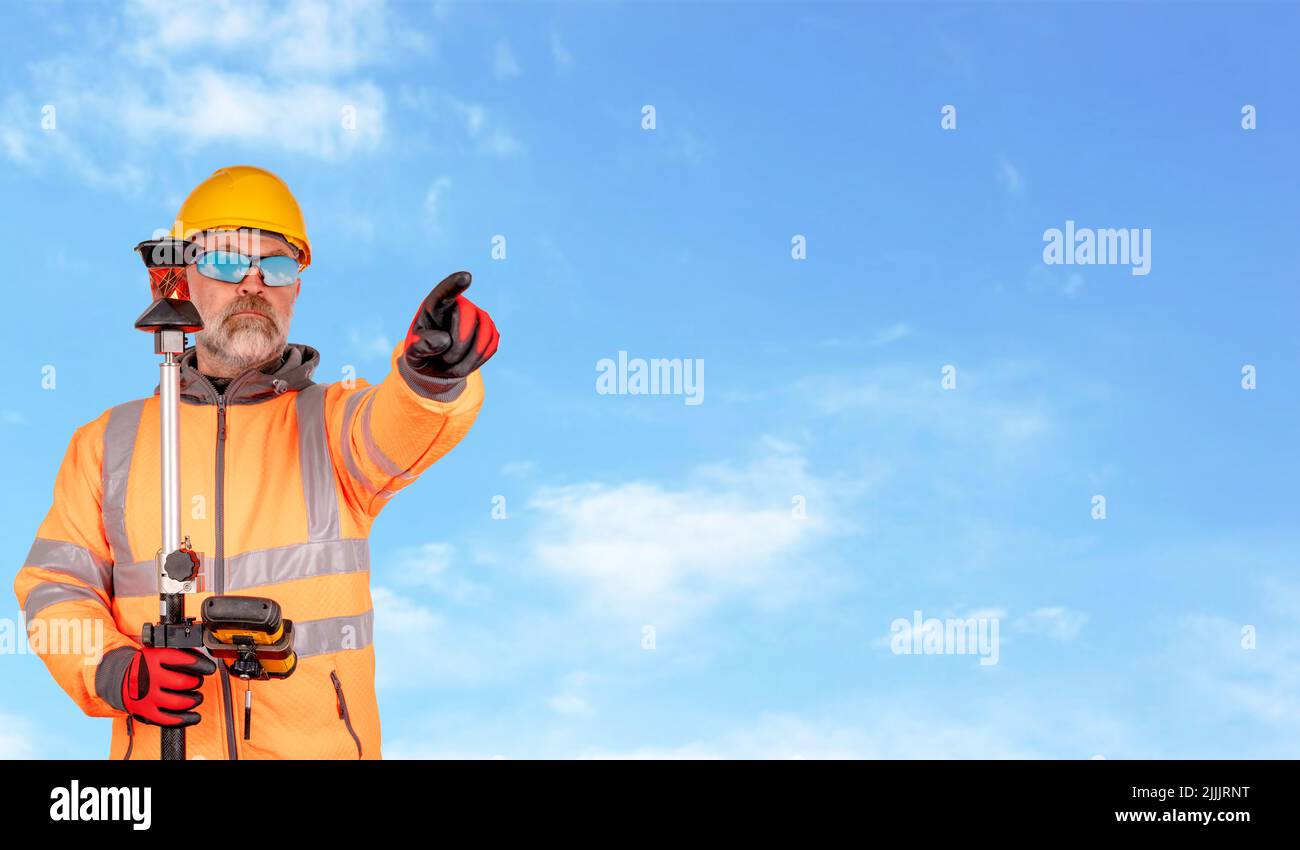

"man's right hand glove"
[121,646,217,728]
[398,271,499,399]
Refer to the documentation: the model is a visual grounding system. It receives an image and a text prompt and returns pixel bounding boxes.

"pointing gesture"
[401,271,499,389]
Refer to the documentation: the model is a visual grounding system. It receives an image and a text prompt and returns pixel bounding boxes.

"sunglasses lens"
[196,251,251,283]
[258,255,299,287]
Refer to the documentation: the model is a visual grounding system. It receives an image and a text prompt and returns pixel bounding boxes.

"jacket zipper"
[214,391,239,760]
[330,670,363,759]
[123,715,134,760]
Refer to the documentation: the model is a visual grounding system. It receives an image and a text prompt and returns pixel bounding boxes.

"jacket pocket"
[330,670,363,759]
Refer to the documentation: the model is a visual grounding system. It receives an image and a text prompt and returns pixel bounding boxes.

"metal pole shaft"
[160,352,181,553]
[159,347,185,761]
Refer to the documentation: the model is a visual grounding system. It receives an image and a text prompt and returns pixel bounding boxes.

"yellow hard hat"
[171,165,312,269]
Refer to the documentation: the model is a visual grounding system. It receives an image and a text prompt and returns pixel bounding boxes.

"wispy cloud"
[424,176,453,232]
[0,0,409,183]
[494,40,521,79]
[387,695,1136,759]
[548,672,597,718]
[1175,580,1300,751]
[0,711,38,758]
[499,460,538,477]
[1012,607,1088,641]
[819,322,913,350]
[450,98,525,158]
[392,542,484,603]
[790,361,1056,452]
[346,324,394,360]
[997,156,1025,197]
[579,709,1041,759]
[1026,265,1084,298]
[525,439,831,626]
[372,587,509,689]
[671,129,708,164]
[550,32,575,70]
[123,0,424,77]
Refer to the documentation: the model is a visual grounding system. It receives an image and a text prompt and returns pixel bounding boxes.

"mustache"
[224,298,278,322]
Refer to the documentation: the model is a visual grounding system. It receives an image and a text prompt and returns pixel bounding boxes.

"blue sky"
[2,0,1298,758]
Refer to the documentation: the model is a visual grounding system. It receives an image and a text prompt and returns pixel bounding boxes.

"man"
[13,165,499,759]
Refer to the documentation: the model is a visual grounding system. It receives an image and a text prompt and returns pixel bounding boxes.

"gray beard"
[197,316,289,376]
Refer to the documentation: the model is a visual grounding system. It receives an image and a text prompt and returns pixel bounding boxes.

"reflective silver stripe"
[228,538,369,592]
[296,384,340,541]
[110,559,158,598]
[360,390,416,483]
[22,581,107,620]
[340,388,396,500]
[111,538,371,598]
[25,538,113,595]
[292,609,373,657]
[102,399,145,565]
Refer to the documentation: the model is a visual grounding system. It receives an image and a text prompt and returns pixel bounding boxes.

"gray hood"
[153,342,321,405]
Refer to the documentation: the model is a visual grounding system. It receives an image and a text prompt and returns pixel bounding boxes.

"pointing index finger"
[429,271,472,307]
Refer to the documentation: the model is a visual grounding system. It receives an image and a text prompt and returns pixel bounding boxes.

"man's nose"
[235,265,269,295]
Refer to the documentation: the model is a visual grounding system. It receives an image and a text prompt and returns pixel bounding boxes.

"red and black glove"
[399,271,499,398]
[120,646,217,728]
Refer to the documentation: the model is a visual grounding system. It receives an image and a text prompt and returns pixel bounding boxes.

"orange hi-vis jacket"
[13,340,484,759]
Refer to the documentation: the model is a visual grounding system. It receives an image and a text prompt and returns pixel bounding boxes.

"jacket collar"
[154,342,320,405]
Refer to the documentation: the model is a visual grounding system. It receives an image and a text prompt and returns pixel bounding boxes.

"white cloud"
[550,32,575,70]
[1026,265,1084,298]
[347,324,393,359]
[393,88,524,159]
[391,541,483,603]
[120,70,386,158]
[579,711,1041,759]
[499,460,537,477]
[548,672,597,717]
[481,130,524,158]
[1178,599,1300,745]
[390,695,1132,759]
[793,361,1055,454]
[997,156,1025,196]
[493,40,521,79]
[424,176,452,231]
[0,113,31,164]
[0,711,38,758]
[871,321,911,346]
[449,98,524,158]
[526,440,830,626]
[816,323,911,351]
[396,542,454,582]
[1012,607,1087,641]
[0,0,407,182]
[371,587,489,688]
[673,129,708,164]
[123,0,424,77]
[336,212,377,244]
[371,586,581,693]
